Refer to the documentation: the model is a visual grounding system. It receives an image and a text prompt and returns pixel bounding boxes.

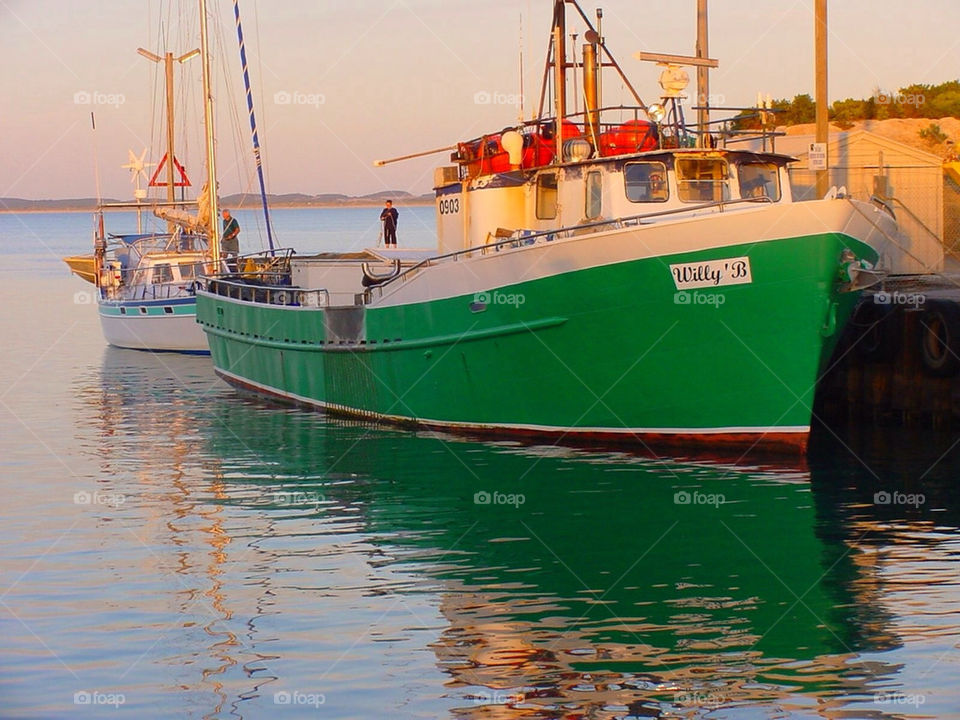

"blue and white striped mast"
[232,0,276,252]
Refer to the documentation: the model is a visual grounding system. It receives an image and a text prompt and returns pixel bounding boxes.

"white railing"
[200,275,330,308]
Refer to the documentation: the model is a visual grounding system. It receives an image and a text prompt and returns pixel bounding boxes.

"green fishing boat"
[196,1,904,453]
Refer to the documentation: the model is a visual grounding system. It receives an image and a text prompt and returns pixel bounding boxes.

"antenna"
[595,8,603,108]
[518,13,525,123]
[570,32,579,115]
[89,112,103,207]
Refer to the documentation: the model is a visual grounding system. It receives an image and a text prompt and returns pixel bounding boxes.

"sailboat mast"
[199,0,221,265]
[232,0,275,252]
[164,52,176,205]
[138,45,199,229]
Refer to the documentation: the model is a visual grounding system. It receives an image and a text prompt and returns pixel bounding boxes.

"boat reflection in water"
[85,347,958,718]
[89,349,243,717]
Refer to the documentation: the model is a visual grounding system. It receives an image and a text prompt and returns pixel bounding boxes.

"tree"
[831,98,872,127]
[928,91,960,119]
[919,123,948,146]
[786,94,816,124]
[725,81,960,133]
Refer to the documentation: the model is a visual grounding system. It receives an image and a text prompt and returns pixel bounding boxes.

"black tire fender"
[849,300,898,363]
[919,301,960,377]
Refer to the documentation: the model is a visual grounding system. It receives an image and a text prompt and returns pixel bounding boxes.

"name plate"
[670,257,752,290]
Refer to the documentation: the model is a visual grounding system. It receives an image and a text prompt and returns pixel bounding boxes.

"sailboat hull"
[197,202,885,453]
[99,298,209,354]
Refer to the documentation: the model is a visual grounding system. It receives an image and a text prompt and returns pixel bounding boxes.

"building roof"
[758,128,943,166]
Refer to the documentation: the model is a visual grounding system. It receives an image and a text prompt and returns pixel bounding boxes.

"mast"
[553,22,566,161]
[164,52,176,204]
[539,1,647,125]
[553,0,567,118]
[199,0,221,266]
[232,0,275,252]
[138,46,199,231]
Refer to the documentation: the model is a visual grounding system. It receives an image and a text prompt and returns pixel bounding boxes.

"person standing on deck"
[221,209,241,271]
[380,200,399,247]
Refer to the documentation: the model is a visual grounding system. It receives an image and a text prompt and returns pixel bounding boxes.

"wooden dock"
[818,274,960,427]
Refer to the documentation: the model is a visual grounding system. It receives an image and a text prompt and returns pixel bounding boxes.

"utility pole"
[696,0,709,140]
[814,0,829,198]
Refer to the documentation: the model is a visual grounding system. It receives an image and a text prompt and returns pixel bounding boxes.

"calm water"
[2,209,960,719]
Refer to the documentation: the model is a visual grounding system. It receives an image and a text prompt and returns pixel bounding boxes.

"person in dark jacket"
[379,200,399,247]
[221,209,241,271]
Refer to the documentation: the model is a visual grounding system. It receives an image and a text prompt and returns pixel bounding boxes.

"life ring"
[920,302,960,377]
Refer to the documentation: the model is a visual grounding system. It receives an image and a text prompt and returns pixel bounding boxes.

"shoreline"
[0,200,435,215]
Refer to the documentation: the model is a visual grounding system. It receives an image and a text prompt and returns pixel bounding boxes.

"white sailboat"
[66,1,227,354]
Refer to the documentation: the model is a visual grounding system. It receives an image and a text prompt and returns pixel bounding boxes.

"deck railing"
[102,281,196,302]
[200,275,329,308]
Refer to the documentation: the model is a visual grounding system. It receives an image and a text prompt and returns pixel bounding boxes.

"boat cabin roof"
[552,147,797,172]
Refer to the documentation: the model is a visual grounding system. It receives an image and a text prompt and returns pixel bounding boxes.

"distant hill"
[0,197,122,212]
[221,190,432,208]
[776,117,960,159]
[1,190,434,213]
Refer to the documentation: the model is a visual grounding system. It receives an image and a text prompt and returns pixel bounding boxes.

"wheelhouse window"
[178,262,205,280]
[536,172,558,219]
[585,171,602,219]
[675,157,729,203]
[624,162,668,203]
[151,264,173,284]
[738,162,781,201]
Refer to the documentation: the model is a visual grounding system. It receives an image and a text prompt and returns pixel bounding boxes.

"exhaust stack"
[582,38,600,151]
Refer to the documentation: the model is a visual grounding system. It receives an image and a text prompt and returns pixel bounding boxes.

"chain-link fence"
[789,164,945,270]
[943,175,960,259]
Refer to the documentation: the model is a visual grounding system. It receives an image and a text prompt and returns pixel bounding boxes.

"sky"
[2,0,960,201]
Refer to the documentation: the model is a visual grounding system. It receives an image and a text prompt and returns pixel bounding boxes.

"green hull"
[197,233,872,452]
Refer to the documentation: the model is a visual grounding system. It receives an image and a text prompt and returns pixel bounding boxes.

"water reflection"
[78,348,960,718]
[207,409,893,718]
[88,350,244,718]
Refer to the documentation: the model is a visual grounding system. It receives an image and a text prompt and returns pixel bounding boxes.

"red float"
[598,119,658,157]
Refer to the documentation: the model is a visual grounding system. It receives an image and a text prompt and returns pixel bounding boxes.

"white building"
[760,129,944,273]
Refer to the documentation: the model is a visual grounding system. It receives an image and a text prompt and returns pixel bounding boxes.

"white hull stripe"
[99,312,209,353]
[215,368,809,437]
